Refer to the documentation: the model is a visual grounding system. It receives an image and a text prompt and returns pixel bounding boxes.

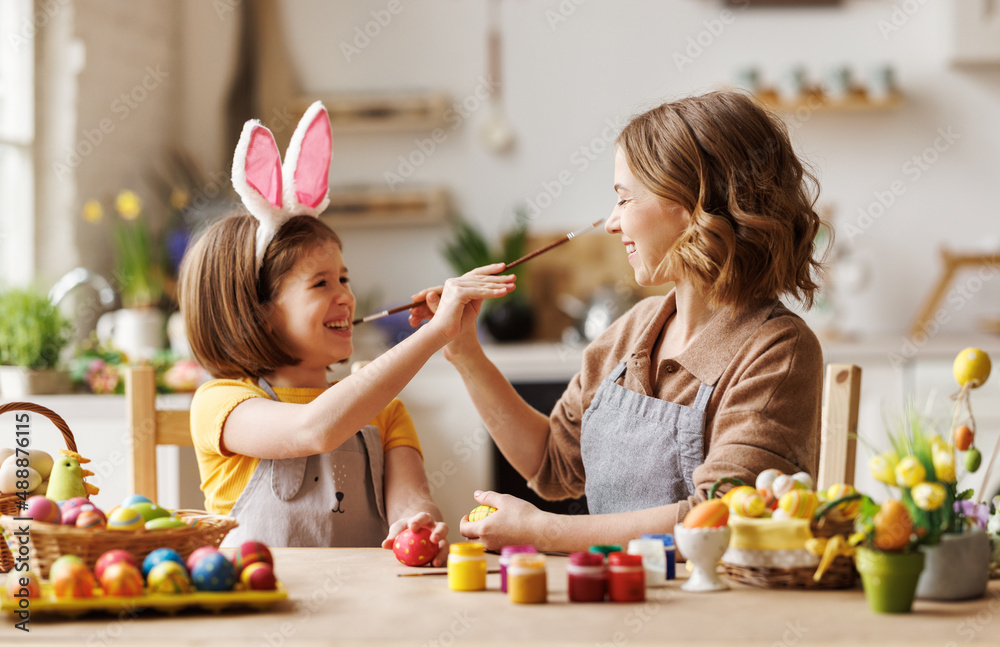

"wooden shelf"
[320,185,449,229]
[294,92,451,133]
[754,87,903,112]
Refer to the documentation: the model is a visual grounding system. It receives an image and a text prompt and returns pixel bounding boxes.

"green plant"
[441,209,529,311]
[0,287,72,368]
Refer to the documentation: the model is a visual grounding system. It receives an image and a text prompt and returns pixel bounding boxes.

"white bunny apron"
[580,362,713,514]
[223,379,388,547]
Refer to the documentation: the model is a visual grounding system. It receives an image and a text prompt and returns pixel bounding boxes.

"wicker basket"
[1,509,237,578]
[0,402,79,573]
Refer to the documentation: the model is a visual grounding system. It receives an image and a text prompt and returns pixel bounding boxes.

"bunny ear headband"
[231,100,332,272]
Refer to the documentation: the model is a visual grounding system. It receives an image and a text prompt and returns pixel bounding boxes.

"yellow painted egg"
[824,483,860,521]
[683,499,729,528]
[953,347,991,388]
[778,489,819,519]
[147,561,191,595]
[728,486,767,517]
[107,507,144,531]
[467,504,497,522]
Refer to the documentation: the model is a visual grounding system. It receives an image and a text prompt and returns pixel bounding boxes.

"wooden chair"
[817,363,862,491]
[125,366,194,503]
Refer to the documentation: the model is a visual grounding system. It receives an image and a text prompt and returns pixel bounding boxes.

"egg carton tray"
[0,581,287,618]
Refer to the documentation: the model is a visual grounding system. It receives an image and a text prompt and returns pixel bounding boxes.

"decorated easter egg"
[778,489,819,519]
[954,425,975,452]
[145,516,188,530]
[142,548,185,578]
[60,502,99,526]
[107,507,145,531]
[128,501,171,523]
[234,541,274,575]
[683,499,729,528]
[6,570,41,600]
[191,552,237,591]
[824,483,861,522]
[755,468,783,494]
[25,495,61,524]
[874,499,913,551]
[966,447,983,473]
[468,504,497,522]
[95,549,139,581]
[790,472,814,491]
[392,527,439,566]
[771,474,803,499]
[120,494,153,508]
[52,562,96,599]
[75,508,107,529]
[49,555,86,582]
[727,486,766,518]
[240,562,277,591]
[953,347,991,388]
[100,562,144,597]
[59,496,91,511]
[186,546,221,573]
[147,561,191,595]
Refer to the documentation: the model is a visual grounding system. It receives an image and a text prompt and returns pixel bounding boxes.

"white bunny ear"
[231,120,289,269]
[282,101,332,217]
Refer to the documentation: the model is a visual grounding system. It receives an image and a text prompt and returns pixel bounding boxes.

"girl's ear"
[232,120,289,266]
[282,101,332,217]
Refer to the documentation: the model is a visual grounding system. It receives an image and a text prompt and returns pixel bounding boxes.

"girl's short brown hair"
[617,90,827,310]
[178,214,342,379]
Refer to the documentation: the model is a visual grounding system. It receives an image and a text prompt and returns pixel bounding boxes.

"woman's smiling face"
[606,147,690,287]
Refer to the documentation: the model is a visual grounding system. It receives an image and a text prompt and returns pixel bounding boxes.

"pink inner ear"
[293,115,331,209]
[245,128,283,208]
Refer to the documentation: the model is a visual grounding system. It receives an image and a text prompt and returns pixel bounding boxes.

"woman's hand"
[409,264,514,349]
[382,511,450,567]
[458,490,549,552]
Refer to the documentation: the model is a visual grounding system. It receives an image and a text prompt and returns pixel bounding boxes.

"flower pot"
[855,547,925,613]
[0,366,72,396]
[96,307,166,360]
[915,529,990,601]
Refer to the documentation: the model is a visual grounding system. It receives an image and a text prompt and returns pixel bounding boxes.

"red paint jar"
[567,551,606,602]
[607,552,645,602]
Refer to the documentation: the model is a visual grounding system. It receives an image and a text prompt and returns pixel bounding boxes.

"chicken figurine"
[45,450,100,503]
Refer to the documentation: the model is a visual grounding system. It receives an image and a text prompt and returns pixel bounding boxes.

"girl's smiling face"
[606,147,690,287]
[268,240,355,375]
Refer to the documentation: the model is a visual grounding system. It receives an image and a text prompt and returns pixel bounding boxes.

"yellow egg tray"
[0,581,288,618]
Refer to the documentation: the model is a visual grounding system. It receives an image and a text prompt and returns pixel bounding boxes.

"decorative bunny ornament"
[231,100,333,270]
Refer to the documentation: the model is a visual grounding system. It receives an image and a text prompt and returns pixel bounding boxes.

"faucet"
[48,267,116,309]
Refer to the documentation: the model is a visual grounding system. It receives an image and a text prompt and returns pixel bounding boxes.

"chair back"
[817,363,861,491]
[126,366,193,503]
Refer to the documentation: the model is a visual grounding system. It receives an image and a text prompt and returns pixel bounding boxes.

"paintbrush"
[397,568,501,577]
[352,218,604,325]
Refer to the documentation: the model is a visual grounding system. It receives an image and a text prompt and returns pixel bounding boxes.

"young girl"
[411,90,827,553]
[178,102,515,563]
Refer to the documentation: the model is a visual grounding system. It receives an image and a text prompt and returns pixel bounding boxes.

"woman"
[411,90,826,553]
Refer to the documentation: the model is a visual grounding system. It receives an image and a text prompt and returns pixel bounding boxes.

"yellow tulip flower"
[869,452,898,485]
[115,190,143,220]
[932,445,956,482]
[911,482,946,511]
[895,455,926,488]
[82,199,103,223]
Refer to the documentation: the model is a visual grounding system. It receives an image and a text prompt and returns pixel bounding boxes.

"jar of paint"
[499,545,537,593]
[448,542,486,591]
[567,551,607,602]
[608,552,645,602]
[507,553,547,604]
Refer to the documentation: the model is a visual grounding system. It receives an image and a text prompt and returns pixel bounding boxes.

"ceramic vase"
[674,523,731,592]
[915,529,990,601]
[855,547,925,613]
[96,307,166,360]
[0,367,72,396]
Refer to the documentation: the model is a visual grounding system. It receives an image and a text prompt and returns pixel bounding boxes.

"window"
[0,0,35,287]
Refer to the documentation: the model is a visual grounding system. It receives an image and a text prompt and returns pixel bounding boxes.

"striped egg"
[107,507,144,531]
[467,505,497,522]
[778,489,819,519]
[147,561,191,595]
[728,486,767,517]
[75,508,107,529]
[825,483,861,521]
[683,499,729,528]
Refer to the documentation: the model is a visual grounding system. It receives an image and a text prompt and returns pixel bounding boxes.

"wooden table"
[4,548,1000,646]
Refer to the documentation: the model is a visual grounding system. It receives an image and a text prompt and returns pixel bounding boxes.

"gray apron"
[580,361,713,514]
[223,379,389,547]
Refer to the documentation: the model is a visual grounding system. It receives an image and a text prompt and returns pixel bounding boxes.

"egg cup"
[675,523,732,593]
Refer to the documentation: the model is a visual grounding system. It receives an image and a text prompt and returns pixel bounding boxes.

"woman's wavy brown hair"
[617,90,828,310]
[178,214,342,379]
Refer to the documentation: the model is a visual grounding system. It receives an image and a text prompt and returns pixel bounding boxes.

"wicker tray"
[1,510,237,579]
[0,402,79,573]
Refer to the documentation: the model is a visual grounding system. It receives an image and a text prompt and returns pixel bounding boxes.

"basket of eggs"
[0,402,237,578]
[684,472,861,590]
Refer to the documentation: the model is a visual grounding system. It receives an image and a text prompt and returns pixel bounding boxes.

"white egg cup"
[675,523,732,593]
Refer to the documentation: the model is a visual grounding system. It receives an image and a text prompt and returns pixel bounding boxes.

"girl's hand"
[382,512,450,567]
[459,490,548,552]
[412,264,515,342]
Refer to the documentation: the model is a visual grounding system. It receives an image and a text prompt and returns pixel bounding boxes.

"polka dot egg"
[191,552,237,592]
[147,561,191,595]
[186,546,220,573]
[142,548,185,579]
[107,507,144,531]
[392,527,438,566]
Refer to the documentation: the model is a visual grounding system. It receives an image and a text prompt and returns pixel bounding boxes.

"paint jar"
[567,551,606,602]
[499,545,537,593]
[507,553,547,604]
[608,552,645,602]
[641,533,676,580]
[628,538,667,587]
[589,544,622,559]
[448,542,486,592]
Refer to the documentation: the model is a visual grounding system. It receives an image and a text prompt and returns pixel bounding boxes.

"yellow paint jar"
[447,542,487,591]
[507,553,547,604]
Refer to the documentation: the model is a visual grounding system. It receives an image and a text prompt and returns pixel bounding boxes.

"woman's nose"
[605,210,620,234]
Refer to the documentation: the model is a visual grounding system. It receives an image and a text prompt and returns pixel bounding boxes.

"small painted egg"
[191,552,237,591]
[49,554,86,581]
[52,562,96,599]
[61,502,100,526]
[24,495,61,524]
[240,562,277,591]
[75,508,107,529]
[120,494,153,508]
[142,548,185,578]
[234,540,274,575]
[824,483,861,521]
[128,502,171,523]
[728,486,767,518]
[771,474,803,499]
[100,562,145,597]
[5,570,41,600]
[874,499,913,551]
[147,561,191,595]
[683,499,729,528]
[186,546,220,573]
[467,504,497,522]
[95,549,139,581]
[145,517,188,530]
[107,507,145,531]
[755,468,783,494]
[778,489,819,519]
[392,527,438,566]
[59,496,91,511]
[790,472,814,491]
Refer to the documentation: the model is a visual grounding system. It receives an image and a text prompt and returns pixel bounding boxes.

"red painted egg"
[234,540,273,575]
[100,562,144,597]
[95,549,139,581]
[240,562,277,590]
[392,527,439,566]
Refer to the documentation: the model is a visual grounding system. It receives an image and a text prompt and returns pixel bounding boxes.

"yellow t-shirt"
[190,378,423,515]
